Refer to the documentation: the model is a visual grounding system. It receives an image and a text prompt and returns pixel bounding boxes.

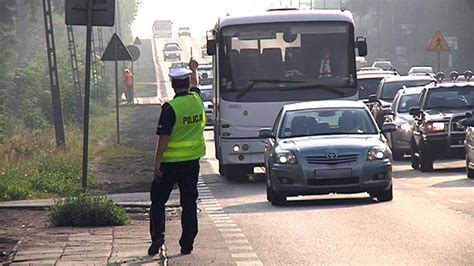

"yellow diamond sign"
[427,31,450,52]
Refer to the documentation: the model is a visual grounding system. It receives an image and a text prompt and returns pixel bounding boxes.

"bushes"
[47,194,130,226]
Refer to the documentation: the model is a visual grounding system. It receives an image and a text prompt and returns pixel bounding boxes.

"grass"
[0,109,129,201]
[47,194,130,226]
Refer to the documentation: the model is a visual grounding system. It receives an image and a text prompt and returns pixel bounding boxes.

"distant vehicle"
[178,26,191,37]
[409,82,474,172]
[359,66,383,72]
[169,62,188,70]
[196,63,213,86]
[200,85,214,126]
[153,20,172,38]
[384,86,424,160]
[206,9,368,180]
[372,60,394,71]
[408,66,434,76]
[463,115,474,178]
[356,56,368,70]
[369,75,435,127]
[259,100,395,206]
[163,43,181,61]
[357,72,397,108]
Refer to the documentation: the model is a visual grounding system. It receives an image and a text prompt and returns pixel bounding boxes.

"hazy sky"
[131,0,299,38]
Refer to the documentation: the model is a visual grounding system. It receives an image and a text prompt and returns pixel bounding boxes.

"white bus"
[153,20,172,38]
[206,9,367,180]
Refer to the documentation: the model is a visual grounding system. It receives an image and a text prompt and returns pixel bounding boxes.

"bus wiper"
[236,79,306,99]
[281,84,345,96]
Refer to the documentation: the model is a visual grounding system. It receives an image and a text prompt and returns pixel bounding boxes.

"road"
[147,36,474,264]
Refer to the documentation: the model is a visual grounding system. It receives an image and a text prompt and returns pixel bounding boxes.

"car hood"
[278,134,385,155]
[379,99,392,108]
[424,108,472,121]
[395,113,414,124]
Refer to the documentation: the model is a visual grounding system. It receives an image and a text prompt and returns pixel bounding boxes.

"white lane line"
[198,176,262,265]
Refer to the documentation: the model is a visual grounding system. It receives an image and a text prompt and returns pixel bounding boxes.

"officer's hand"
[189,58,199,71]
[154,161,163,179]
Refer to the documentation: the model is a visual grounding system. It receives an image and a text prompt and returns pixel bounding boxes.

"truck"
[205,8,368,180]
[152,20,172,38]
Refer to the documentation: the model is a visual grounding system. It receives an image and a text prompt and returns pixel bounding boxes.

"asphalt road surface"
[148,36,474,264]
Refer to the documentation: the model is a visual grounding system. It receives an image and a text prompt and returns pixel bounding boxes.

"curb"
[0,201,181,211]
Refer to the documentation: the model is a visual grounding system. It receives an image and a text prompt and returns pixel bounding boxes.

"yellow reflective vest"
[162,92,206,163]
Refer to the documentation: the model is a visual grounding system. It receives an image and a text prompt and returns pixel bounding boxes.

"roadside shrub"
[0,182,31,201]
[47,194,130,226]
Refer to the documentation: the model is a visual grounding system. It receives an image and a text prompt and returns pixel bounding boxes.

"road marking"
[197,176,262,265]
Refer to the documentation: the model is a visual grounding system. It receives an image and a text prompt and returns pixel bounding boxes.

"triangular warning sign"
[133,37,142,45]
[101,33,132,61]
[427,31,450,52]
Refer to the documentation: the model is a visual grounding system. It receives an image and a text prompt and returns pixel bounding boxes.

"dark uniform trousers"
[150,159,200,250]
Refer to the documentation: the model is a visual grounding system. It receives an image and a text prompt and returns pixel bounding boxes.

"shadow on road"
[222,196,377,215]
[431,177,474,188]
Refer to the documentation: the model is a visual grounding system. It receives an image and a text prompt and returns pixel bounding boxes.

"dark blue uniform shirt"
[156,87,202,136]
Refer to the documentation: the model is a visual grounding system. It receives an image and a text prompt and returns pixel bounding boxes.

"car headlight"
[368,146,386,161]
[425,121,446,133]
[276,151,298,165]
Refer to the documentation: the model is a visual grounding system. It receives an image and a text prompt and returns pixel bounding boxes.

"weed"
[47,194,131,226]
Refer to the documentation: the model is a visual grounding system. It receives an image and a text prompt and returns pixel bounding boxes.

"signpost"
[427,31,450,72]
[65,0,115,191]
[101,34,132,144]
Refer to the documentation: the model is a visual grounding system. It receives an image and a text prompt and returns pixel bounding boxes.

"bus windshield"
[218,22,356,102]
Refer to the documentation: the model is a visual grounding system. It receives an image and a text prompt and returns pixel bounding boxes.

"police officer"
[148,59,206,256]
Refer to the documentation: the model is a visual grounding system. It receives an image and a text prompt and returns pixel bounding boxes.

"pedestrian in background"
[123,69,134,104]
[148,58,205,256]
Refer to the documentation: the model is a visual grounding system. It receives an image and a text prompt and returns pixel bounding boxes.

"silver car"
[384,86,424,160]
[200,85,213,126]
[259,100,395,206]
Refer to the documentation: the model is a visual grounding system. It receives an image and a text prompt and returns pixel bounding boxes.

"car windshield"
[411,67,433,73]
[381,80,432,101]
[165,46,179,51]
[279,108,378,138]
[358,77,384,99]
[373,62,392,69]
[218,21,356,102]
[200,89,213,102]
[398,94,420,113]
[425,86,474,109]
[197,67,213,85]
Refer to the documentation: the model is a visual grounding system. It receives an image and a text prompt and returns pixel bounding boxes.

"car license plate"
[314,168,352,178]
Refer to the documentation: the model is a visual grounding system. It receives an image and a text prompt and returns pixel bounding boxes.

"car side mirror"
[409,107,421,117]
[368,94,378,103]
[381,122,397,133]
[462,119,474,127]
[466,112,472,119]
[356,36,368,57]
[258,128,274,139]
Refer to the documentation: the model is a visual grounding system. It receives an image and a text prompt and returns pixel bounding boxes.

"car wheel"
[218,161,224,176]
[270,189,286,206]
[467,158,474,179]
[419,147,434,172]
[373,185,393,202]
[410,143,420,170]
[266,182,272,202]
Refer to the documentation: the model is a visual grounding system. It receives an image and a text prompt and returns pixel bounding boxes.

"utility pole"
[42,0,66,147]
[66,25,83,125]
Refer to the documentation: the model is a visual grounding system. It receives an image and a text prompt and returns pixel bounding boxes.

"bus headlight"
[233,145,240,152]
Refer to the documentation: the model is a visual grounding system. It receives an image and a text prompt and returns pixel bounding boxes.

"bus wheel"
[223,165,252,182]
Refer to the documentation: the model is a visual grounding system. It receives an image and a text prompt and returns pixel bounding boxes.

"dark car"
[357,72,398,108]
[259,100,396,206]
[409,82,474,172]
[463,115,474,178]
[370,76,435,127]
[384,86,424,160]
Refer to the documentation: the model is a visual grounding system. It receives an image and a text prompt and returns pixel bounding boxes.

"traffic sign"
[127,45,141,62]
[101,33,132,61]
[65,0,115,26]
[427,31,450,52]
[133,37,142,45]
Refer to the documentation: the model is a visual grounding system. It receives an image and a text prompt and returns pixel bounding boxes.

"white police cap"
[168,68,192,80]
